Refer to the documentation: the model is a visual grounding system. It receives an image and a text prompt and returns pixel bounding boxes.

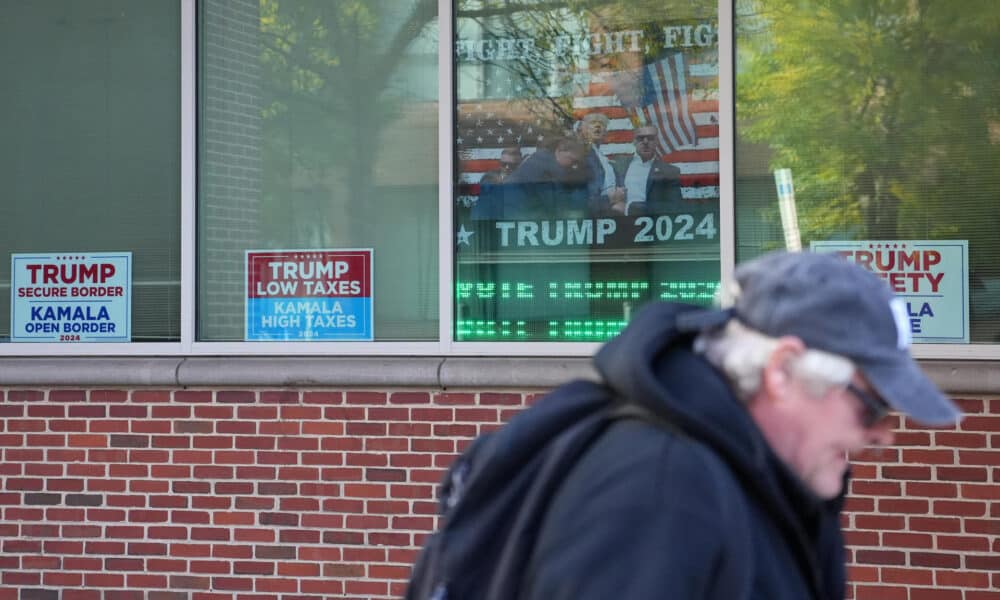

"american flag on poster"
[611,53,700,154]
[456,51,719,208]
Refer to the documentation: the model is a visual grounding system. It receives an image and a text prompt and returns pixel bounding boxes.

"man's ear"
[760,336,807,401]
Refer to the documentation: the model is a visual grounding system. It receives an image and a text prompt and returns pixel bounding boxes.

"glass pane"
[198,0,438,342]
[0,1,181,342]
[455,0,721,341]
[736,0,1000,344]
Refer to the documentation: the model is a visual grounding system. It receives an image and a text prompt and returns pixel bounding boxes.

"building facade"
[2,0,999,598]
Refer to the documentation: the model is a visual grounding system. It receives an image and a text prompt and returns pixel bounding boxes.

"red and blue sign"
[812,240,969,343]
[245,249,373,341]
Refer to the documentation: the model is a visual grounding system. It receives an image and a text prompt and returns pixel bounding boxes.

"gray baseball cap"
[682,251,962,426]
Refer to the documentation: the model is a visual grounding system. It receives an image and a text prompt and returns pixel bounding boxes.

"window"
[198,0,439,342]
[6,1,1000,355]
[454,0,721,341]
[735,0,1000,344]
[0,1,181,343]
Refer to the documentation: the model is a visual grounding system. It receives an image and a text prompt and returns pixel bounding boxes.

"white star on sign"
[456,224,474,246]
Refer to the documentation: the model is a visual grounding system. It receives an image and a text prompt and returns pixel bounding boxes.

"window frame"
[0,0,995,360]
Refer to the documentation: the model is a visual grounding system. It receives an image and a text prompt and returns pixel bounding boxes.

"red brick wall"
[0,389,996,600]
[844,397,1000,600]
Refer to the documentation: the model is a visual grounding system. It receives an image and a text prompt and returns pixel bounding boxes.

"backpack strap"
[606,398,682,435]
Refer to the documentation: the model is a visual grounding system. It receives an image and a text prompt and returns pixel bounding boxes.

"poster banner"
[455,15,721,226]
[457,209,718,252]
[245,249,373,341]
[10,252,132,343]
[452,4,722,341]
[811,240,969,343]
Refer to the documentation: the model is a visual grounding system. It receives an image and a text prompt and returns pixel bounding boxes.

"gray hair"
[694,319,855,401]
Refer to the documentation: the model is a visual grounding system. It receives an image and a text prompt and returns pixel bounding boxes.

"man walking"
[520,251,961,599]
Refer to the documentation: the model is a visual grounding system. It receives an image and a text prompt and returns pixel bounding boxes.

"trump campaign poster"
[11,252,132,342]
[245,249,373,341]
[812,240,969,343]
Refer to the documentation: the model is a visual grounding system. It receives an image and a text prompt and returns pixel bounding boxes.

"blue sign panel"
[11,252,132,342]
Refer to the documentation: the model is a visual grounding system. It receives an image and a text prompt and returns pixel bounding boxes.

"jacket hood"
[595,302,767,474]
[594,302,845,598]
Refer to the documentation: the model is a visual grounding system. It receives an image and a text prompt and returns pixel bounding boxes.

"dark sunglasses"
[846,382,891,427]
[635,134,656,142]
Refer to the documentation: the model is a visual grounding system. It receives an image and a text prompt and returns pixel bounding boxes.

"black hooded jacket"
[519,302,847,600]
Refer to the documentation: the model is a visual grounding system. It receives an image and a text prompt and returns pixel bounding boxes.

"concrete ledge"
[176,357,445,387]
[439,357,598,389]
[919,360,1000,395]
[0,358,183,387]
[0,357,996,394]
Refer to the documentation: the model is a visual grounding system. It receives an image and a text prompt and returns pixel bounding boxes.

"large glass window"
[454,0,721,342]
[0,0,181,342]
[736,0,1000,343]
[198,0,439,342]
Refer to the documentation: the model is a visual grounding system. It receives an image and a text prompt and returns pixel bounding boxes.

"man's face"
[582,117,608,144]
[555,145,581,168]
[776,373,894,499]
[750,341,896,500]
[499,151,521,178]
[634,127,657,162]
